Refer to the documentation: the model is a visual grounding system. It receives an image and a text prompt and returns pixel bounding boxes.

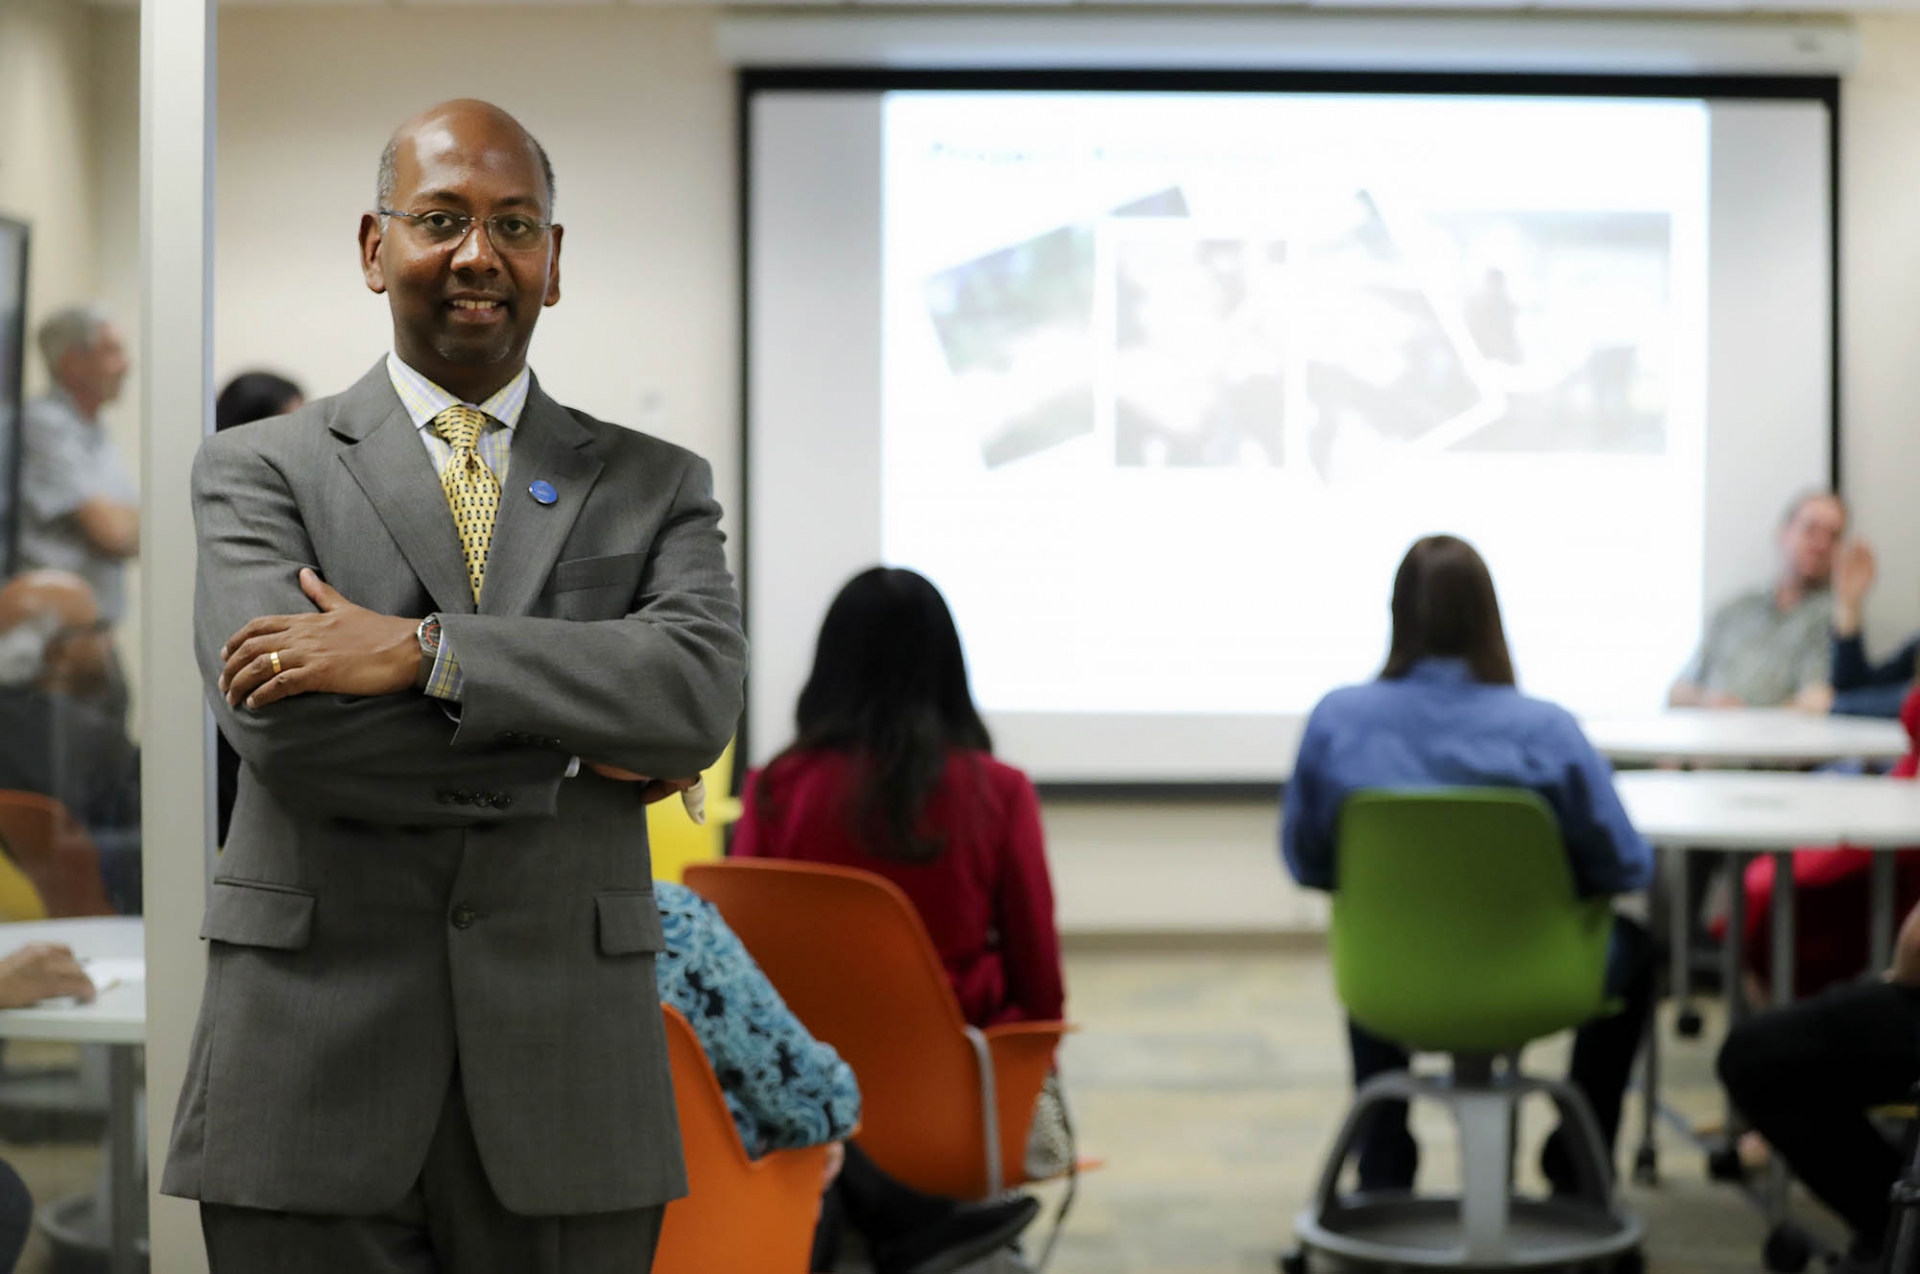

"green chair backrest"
[1330,788,1614,1056]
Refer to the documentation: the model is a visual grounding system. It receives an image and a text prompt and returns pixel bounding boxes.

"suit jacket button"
[492,792,513,809]
[451,904,477,930]
[436,789,457,804]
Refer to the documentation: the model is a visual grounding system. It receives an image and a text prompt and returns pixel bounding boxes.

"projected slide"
[880,93,1708,720]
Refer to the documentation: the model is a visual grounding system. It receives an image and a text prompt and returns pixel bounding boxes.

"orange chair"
[653,1005,829,1274]
[0,793,115,918]
[684,859,1066,1202]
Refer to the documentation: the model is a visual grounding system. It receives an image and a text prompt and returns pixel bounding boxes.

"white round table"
[1584,708,1909,768]
[0,917,144,1274]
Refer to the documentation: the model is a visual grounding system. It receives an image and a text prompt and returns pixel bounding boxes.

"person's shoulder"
[1712,588,1772,620]
[654,878,706,921]
[968,750,1036,796]
[545,398,712,477]
[21,393,70,428]
[1508,690,1590,747]
[195,395,337,469]
[1307,678,1401,724]
[652,879,722,955]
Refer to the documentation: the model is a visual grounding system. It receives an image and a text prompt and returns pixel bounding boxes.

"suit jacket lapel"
[480,379,603,618]
[334,362,478,617]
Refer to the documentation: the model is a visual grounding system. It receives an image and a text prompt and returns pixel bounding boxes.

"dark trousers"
[1348,914,1655,1192]
[810,1142,960,1270]
[0,1157,32,1273]
[201,1072,664,1274]
[1718,978,1920,1250]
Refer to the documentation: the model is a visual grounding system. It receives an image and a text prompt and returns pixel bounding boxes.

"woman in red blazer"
[733,566,1065,1029]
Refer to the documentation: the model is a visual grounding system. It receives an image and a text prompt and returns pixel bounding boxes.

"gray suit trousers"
[199,1073,664,1274]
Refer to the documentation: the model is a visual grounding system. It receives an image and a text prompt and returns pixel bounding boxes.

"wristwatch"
[415,614,442,690]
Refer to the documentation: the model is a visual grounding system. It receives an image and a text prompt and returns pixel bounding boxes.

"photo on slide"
[922,187,1188,470]
[1299,194,1674,479]
[1103,227,1289,469]
[1299,191,1489,480]
[1437,211,1672,455]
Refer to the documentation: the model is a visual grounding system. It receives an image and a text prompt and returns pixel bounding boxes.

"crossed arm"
[195,436,745,826]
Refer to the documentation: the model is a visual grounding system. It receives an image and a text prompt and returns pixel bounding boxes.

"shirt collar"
[48,386,97,427]
[1403,656,1476,685]
[385,352,531,433]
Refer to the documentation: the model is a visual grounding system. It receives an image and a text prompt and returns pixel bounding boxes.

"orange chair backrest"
[685,859,1008,1199]
[654,1006,829,1274]
[0,792,115,918]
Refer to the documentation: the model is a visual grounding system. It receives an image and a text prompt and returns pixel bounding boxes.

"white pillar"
[140,0,214,1267]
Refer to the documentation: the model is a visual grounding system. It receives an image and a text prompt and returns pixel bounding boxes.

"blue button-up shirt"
[1281,658,1654,898]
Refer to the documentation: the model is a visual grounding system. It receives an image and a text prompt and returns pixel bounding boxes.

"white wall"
[0,0,98,396]
[1842,15,1920,657]
[214,5,738,527]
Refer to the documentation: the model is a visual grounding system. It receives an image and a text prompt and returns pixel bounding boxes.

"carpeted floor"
[1027,945,1838,1274]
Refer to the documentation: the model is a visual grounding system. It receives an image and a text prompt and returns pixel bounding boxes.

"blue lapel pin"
[529,480,558,506]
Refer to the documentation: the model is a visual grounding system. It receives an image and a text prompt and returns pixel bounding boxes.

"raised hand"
[1835,539,1877,609]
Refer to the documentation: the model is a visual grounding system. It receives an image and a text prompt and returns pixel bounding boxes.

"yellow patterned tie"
[431,405,500,602]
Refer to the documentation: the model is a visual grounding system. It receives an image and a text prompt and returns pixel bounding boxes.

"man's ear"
[359,213,388,295]
[543,224,563,308]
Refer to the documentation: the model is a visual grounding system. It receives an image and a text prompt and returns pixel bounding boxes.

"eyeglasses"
[377,208,554,254]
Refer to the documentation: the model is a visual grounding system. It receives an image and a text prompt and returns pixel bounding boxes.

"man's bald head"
[377,100,554,217]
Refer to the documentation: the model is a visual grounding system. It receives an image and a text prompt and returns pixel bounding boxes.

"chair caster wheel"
[1615,1247,1646,1274]
[1707,1144,1745,1183]
[1763,1223,1815,1273]
[1278,1248,1310,1274]
[1677,1007,1705,1038]
[1631,1145,1659,1186]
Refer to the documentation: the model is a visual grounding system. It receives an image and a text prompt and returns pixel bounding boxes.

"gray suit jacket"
[161,361,746,1217]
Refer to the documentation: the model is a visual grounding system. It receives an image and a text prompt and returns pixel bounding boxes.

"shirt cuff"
[423,633,465,702]
[565,756,581,778]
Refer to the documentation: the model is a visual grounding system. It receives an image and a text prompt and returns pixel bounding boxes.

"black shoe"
[871,1194,1043,1274]
[1540,1128,1614,1198]
[1826,1241,1883,1274]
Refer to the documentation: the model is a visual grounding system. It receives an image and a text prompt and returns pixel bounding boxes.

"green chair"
[1288,789,1643,1272]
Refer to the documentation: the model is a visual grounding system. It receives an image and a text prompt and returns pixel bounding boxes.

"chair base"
[1297,1195,1641,1270]
[1293,1056,1642,1270]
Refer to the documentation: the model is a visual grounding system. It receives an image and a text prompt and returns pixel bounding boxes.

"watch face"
[418,616,442,655]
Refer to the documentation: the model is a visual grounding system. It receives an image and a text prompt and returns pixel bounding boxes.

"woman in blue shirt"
[1282,534,1655,1194]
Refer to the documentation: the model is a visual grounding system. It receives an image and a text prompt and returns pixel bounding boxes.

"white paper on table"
[78,957,145,992]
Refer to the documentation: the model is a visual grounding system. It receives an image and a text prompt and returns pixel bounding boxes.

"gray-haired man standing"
[17,307,138,623]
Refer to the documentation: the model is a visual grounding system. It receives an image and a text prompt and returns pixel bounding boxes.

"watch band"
[415,614,442,691]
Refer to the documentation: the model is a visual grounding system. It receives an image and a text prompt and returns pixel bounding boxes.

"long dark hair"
[764,567,993,864]
[1380,535,1516,686]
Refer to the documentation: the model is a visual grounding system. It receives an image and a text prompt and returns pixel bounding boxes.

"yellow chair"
[647,739,742,883]
[0,836,47,923]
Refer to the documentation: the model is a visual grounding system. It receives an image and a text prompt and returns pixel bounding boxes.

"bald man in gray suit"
[160,100,745,1272]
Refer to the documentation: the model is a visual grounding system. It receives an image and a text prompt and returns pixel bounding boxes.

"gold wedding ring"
[269,650,282,676]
